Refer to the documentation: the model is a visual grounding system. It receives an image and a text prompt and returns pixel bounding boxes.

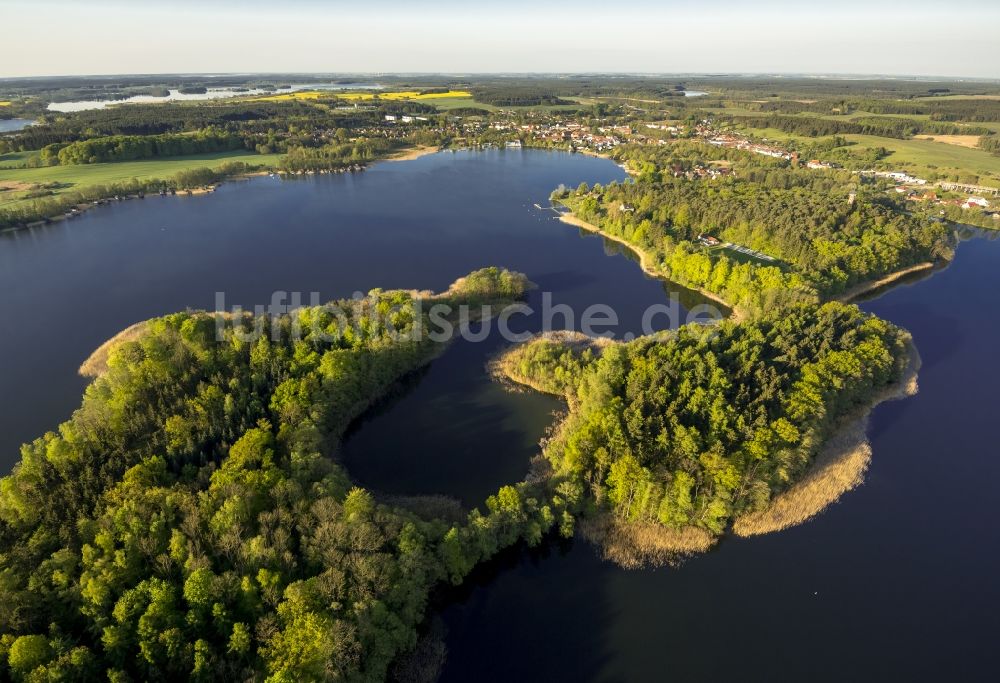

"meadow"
[844,133,1000,182]
[0,151,36,169]
[728,123,1000,185]
[0,150,282,208]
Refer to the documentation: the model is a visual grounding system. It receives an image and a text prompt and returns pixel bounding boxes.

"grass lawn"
[0,150,283,209]
[0,151,38,169]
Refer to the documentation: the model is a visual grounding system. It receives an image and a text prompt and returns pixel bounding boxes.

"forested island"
[495,304,914,565]
[0,255,918,680]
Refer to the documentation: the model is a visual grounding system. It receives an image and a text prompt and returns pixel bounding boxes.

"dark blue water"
[437,231,1000,682]
[0,150,707,503]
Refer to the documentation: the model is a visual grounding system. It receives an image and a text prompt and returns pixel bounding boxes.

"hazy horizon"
[3,0,999,80]
[3,71,1000,83]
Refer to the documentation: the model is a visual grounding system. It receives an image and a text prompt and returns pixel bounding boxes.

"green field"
[725,122,1000,185]
[0,151,36,169]
[428,96,592,113]
[842,134,1000,177]
[0,150,283,208]
[429,97,499,112]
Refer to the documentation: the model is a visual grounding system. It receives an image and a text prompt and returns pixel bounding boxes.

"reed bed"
[580,514,716,569]
[78,319,152,378]
[733,340,921,537]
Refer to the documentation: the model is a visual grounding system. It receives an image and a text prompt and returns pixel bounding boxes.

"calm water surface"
[0,119,34,132]
[0,150,705,503]
[437,231,1000,682]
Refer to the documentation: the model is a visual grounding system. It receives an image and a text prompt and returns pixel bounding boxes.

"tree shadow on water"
[431,536,622,683]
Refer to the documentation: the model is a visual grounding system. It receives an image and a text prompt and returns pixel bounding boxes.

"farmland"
[254,89,473,103]
[723,122,1000,185]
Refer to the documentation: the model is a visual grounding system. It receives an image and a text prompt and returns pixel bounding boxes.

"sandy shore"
[837,262,934,303]
[384,145,440,162]
[574,149,638,175]
[732,338,921,537]
[558,212,741,320]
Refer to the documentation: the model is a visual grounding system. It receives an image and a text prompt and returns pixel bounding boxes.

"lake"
[46,82,381,112]
[435,230,1000,681]
[0,150,712,499]
[0,118,34,132]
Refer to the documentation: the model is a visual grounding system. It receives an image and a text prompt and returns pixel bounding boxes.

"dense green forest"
[554,142,952,312]
[0,263,917,679]
[3,99,438,154]
[470,89,575,107]
[5,102,324,150]
[722,113,993,139]
[0,268,573,681]
[278,138,399,173]
[502,302,910,534]
[43,130,247,165]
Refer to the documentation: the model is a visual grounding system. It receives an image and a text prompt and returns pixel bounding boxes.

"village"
[368,107,999,221]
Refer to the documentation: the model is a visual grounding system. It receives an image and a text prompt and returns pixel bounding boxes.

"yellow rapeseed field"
[254,90,471,103]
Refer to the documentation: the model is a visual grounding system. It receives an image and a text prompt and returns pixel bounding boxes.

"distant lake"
[683,90,708,97]
[47,82,382,112]
[0,118,34,132]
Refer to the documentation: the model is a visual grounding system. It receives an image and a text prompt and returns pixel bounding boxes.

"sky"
[2,0,999,79]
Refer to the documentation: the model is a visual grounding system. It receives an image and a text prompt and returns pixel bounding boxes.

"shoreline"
[578,514,717,569]
[837,262,935,303]
[79,272,533,382]
[488,329,613,400]
[557,212,742,321]
[383,145,440,162]
[491,340,718,568]
[732,337,922,537]
[78,319,153,377]
[2,144,440,234]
